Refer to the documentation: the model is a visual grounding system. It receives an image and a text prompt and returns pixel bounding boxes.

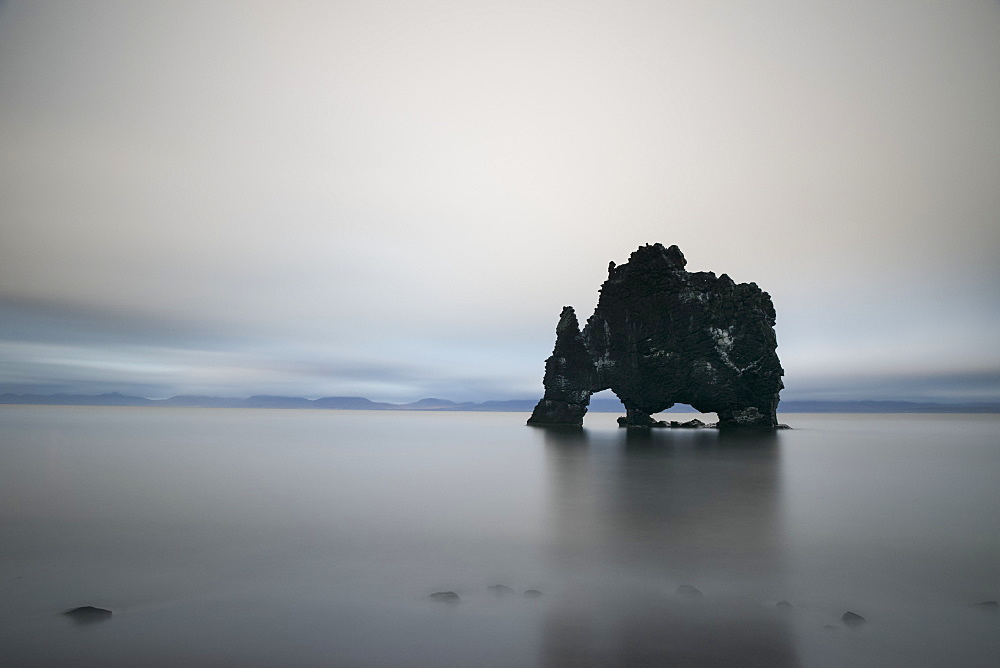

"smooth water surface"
[1,408,997,666]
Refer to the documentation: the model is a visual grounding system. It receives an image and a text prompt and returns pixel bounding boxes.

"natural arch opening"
[656,403,700,416]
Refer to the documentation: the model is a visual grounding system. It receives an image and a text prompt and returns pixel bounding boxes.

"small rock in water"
[973,600,998,612]
[841,611,866,627]
[523,589,543,599]
[775,600,793,610]
[488,585,516,596]
[675,585,703,598]
[63,606,112,624]
[427,591,460,603]
[679,419,705,429]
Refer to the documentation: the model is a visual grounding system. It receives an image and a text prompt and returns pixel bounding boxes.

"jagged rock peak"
[627,242,687,269]
[555,305,580,334]
[526,306,595,428]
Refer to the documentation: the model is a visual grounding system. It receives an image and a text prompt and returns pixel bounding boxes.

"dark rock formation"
[523,589,544,599]
[63,606,112,624]
[528,244,784,429]
[427,591,461,603]
[841,611,866,627]
[527,307,594,427]
[488,584,516,596]
[675,584,703,598]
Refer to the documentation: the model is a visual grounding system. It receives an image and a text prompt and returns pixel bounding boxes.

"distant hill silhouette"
[0,392,155,406]
[398,398,462,409]
[0,393,996,413]
[311,396,396,409]
[158,395,244,408]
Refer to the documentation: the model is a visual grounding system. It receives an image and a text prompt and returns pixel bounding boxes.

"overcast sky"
[1,0,998,403]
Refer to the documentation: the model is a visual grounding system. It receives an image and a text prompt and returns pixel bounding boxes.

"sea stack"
[527,244,783,429]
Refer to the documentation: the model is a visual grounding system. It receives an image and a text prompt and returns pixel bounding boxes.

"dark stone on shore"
[775,600,793,609]
[675,584,703,598]
[428,591,460,603]
[528,244,784,430]
[523,589,543,599]
[63,606,112,624]
[973,600,998,611]
[841,611,866,627]
[488,584,516,596]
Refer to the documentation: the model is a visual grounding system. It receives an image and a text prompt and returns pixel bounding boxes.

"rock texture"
[528,244,783,430]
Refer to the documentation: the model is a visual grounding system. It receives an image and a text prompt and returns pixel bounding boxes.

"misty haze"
[2,408,999,666]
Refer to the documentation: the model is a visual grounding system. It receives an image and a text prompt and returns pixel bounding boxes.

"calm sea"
[1,407,997,666]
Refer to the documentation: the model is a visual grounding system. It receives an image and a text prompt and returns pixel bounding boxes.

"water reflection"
[539,424,797,666]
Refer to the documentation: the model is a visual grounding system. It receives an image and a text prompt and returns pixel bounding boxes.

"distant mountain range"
[0,392,598,412]
[1,392,998,413]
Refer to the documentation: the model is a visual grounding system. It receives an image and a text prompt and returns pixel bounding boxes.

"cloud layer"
[2,1,998,402]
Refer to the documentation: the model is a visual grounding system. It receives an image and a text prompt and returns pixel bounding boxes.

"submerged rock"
[528,244,783,430]
[427,591,461,603]
[775,600,793,610]
[523,589,543,599]
[841,611,866,627]
[675,585,703,598]
[488,584,516,596]
[973,600,998,612]
[63,606,112,624]
[616,413,668,428]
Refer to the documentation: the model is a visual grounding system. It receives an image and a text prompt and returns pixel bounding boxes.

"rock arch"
[527,244,783,429]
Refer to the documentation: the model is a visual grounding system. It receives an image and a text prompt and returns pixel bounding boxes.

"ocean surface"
[1,407,997,666]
